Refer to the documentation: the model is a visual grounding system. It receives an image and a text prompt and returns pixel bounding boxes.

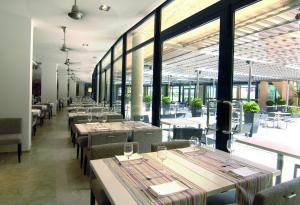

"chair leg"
[76,144,79,159]
[17,143,22,163]
[80,147,83,168]
[90,190,95,205]
[33,125,36,136]
[83,156,87,175]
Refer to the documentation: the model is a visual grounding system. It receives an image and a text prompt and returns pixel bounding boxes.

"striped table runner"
[172,148,273,205]
[103,156,206,205]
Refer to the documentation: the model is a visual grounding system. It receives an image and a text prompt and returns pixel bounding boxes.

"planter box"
[244,112,260,137]
[162,105,170,115]
[191,108,202,117]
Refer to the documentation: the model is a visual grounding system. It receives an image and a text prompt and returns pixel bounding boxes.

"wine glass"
[190,136,199,150]
[227,138,236,160]
[124,143,134,160]
[88,113,93,122]
[157,146,168,173]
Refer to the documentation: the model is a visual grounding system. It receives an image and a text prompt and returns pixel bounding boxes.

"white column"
[69,79,77,97]
[79,82,85,96]
[0,10,33,151]
[131,34,144,117]
[41,63,57,115]
[57,66,68,105]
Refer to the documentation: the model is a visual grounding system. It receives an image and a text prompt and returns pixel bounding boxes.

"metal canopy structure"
[123,2,300,84]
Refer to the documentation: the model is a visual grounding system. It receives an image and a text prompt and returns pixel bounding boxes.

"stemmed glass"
[226,138,236,161]
[88,112,93,122]
[190,136,199,150]
[124,143,133,160]
[157,146,168,173]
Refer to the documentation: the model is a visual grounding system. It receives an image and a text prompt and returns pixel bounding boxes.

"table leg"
[276,153,283,184]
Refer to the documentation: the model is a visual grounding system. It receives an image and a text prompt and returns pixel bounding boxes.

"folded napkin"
[177,147,200,153]
[149,181,189,196]
[115,153,143,162]
[230,167,259,177]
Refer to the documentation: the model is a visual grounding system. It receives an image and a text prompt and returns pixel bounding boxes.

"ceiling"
[0,0,165,82]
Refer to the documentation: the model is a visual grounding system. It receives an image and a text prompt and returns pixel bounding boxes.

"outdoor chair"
[0,118,22,163]
[151,140,190,152]
[132,129,162,153]
[90,142,139,205]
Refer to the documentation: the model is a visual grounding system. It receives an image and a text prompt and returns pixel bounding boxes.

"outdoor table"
[90,146,279,205]
[236,137,300,184]
[160,117,206,138]
[269,112,292,128]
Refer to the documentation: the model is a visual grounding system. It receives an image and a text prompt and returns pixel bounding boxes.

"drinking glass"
[88,113,93,122]
[190,136,199,150]
[124,143,133,160]
[227,138,236,159]
[157,146,167,172]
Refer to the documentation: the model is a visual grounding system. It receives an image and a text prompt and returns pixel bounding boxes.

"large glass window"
[233,0,300,183]
[161,19,220,143]
[114,39,123,60]
[112,59,122,113]
[102,52,111,105]
[161,0,219,31]
[127,16,154,51]
[125,43,154,122]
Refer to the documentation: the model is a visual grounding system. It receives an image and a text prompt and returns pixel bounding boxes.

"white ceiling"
[0,0,165,82]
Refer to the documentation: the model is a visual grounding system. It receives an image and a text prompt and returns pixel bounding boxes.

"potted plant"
[266,100,275,112]
[243,101,260,137]
[191,97,203,117]
[276,98,286,112]
[162,96,171,114]
[144,95,152,111]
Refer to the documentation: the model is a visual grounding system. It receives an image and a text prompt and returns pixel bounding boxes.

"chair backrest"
[89,131,128,147]
[151,140,190,152]
[0,118,22,134]
[173,127,203,140]
[107,118,125,122]
[252,177,300,205]
[160,114,176,119]
[133,115,150,123]
[176,113,186,118]
[91,142,139,160]
[132,129,162,153]
[107,114,123,121]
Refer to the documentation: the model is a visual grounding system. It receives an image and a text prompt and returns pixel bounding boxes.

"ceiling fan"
[68,0,84,20]
[64,50,81,66]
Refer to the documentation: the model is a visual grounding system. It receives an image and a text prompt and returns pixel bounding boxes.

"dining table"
[74,121,159,136]
[31,109,41,117]
[160,117,206,138]
[236,136,300,184]
[90,146,280,205]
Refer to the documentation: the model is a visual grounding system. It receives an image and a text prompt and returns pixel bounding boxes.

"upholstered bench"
[0,118,22,163]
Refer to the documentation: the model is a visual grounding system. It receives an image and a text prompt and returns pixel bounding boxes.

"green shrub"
[143,95,152,103]
[162,96,171,105]
[243,101,260,113]
[276,98,286,105]
[266,100,275,106]
[191,97,203,108]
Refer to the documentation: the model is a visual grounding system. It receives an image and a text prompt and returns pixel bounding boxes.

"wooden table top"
[90,146,279,205]
[75,121,160,136]
[160,117,206,127]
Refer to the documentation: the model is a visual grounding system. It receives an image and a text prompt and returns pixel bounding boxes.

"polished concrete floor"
[0,110,89,205]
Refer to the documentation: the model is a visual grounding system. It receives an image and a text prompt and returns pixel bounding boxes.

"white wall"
[41,63,57,115]
[0,10,33,151]
[58,69,68,105]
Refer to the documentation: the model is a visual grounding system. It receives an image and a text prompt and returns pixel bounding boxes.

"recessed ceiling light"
[82,43,89,47]
[99,5,111,12]
[92,56,97,59]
